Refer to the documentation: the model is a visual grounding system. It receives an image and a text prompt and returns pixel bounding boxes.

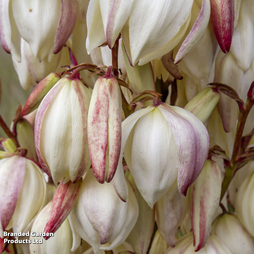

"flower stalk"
[0,115,19,148]
[220,94,254,201]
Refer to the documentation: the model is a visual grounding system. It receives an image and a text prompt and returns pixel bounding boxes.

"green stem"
[220,98,253,201]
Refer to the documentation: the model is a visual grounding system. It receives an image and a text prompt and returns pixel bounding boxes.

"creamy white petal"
[12,159,47,233]
[190,160,221,251]
[126,107,179,207]
[99,0,134,48]
[122,0,193,65]
[86,0,105,54]
[12,0,61,60]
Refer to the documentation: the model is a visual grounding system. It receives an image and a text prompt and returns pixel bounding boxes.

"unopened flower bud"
[34,77,91,184]
[88,70,122,183]
[190,159,222,251]
[29,202,75,254]
[210,0,234,53]
[1,139,17,153]
[43,180,82,239]
[22,72,60,116]
[184,87,220,123]
[16,119,37,161]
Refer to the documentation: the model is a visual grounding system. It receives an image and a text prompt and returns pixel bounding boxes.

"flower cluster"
[0,0,254,254]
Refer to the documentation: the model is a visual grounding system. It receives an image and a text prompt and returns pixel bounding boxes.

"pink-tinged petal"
[34,82,64,177]
[106,77,122,182]
[210,0,234,53]
[121,0,193,65]
[155,190,189,247]
[0,0,11,53]
[53,0,78,54]
[0,156,26,233]
[12,0,61,60]
[12,159,47,234]
[158,105,201,196]
[82,170,128,244]
[101,179,138,251]
[99,0,134,48]
[175,0,211,64]
[70,81,90,182]
[21,72,60,116]
[43,179,82,239]
[88,77,109,183]
[0,237,4,252]
[190,160,221,251]
[128,108,179,207]
[0,0,21,61]
[169,106,209,194]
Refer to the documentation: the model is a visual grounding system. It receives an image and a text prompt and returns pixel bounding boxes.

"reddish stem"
[0,115,19,148]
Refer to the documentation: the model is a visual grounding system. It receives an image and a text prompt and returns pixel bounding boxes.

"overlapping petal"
[88,75,122,183]
[190,160,221,251]
[35,77,91,184]
[122,0,193,65]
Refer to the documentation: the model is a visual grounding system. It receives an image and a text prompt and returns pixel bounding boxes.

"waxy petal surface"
[121,0,193,65]
[88,76,121,183]
[0,0,21,60]
[12,159,47,233]
[30,202,73,254]
[155,190,189,247]
[44,179,82,239]
[175,0,211,63]
[0,156,26,236]
[100,0,134,48]
[35,78,91,184]
[124,107,179,207]
[159,104,209,195]
[210,0,234,53]
[190,160,221,251]
[86,0,105,54]
[53,0,78,54]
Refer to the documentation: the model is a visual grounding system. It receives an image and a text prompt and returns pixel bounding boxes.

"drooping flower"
[72,169,139,254]
[86,0,211,66]
[122,101,209,207]
[0,155,47,237]
[0,0,78,61]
